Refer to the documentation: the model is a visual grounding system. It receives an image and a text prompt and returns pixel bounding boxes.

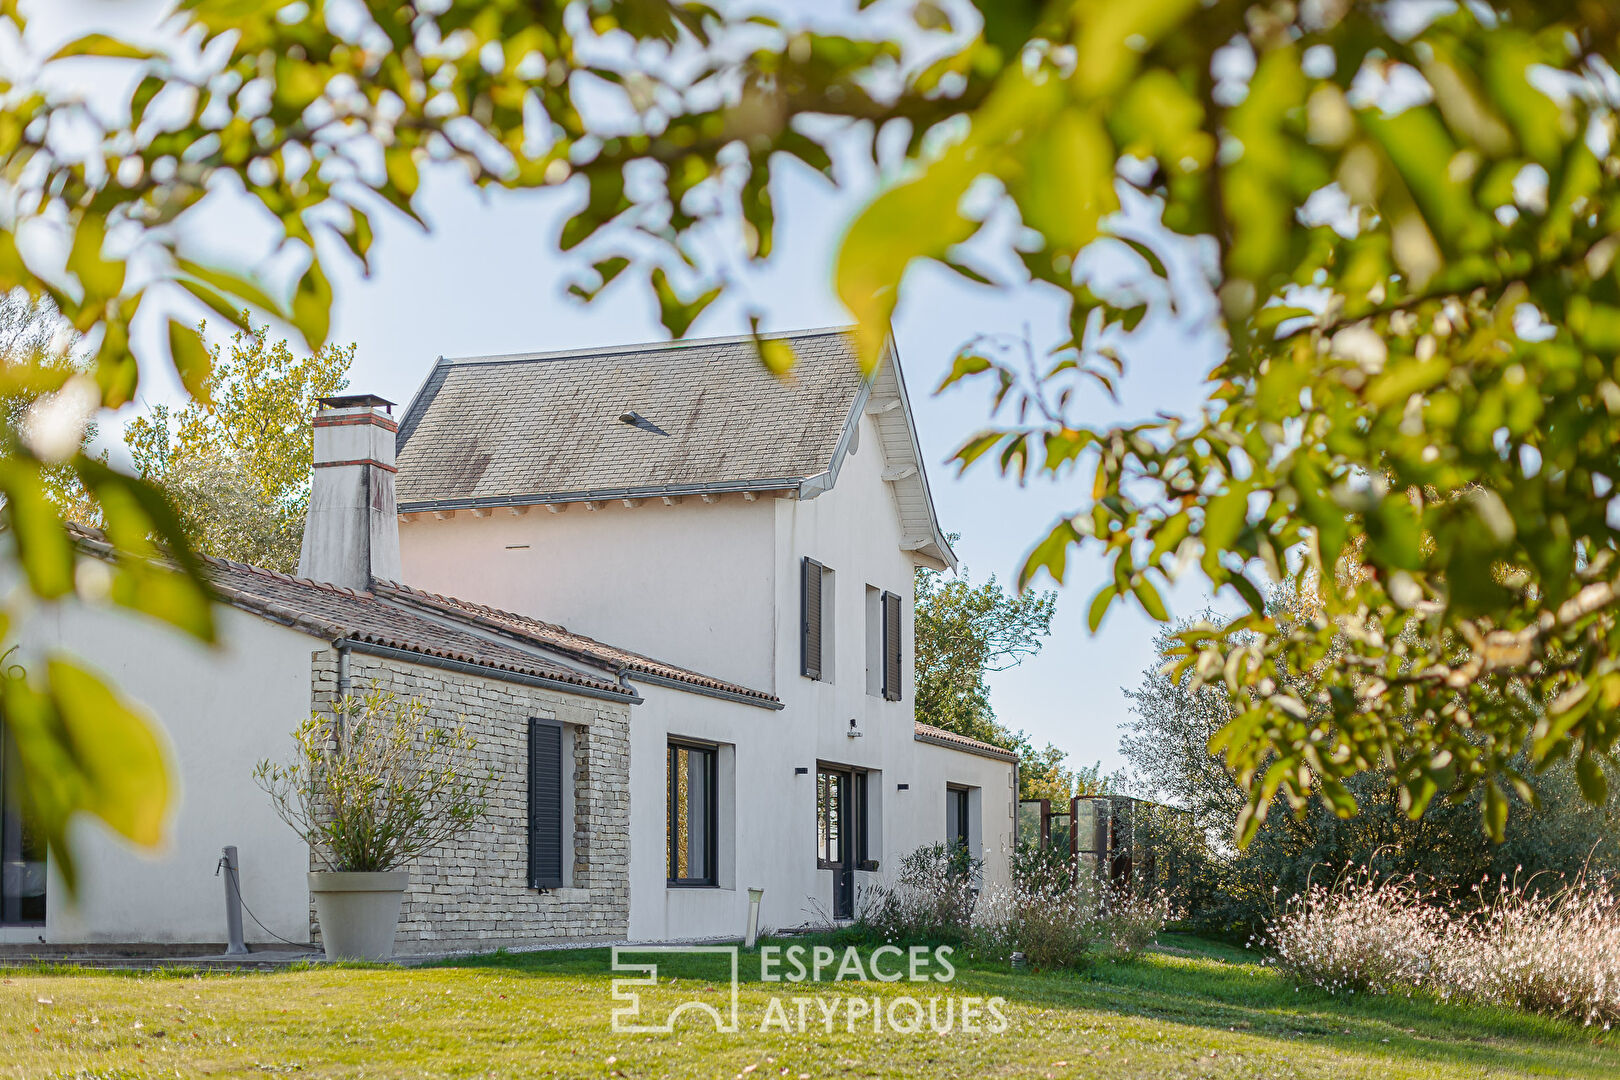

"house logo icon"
[610,945,741,1033]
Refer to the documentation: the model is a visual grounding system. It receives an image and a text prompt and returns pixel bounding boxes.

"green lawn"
[2,935,1614,1078]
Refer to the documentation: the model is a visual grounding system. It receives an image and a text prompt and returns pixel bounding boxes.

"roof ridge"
[441,326,855,367]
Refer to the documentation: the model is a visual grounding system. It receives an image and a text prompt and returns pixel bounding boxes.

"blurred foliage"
[5,0,1620,873]
[125,318,353,572]
[1125,609,1620,936]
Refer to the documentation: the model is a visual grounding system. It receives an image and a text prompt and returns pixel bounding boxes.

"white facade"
[400,400,1017,941]
[2,601,315,947]
[1,336,1017,950]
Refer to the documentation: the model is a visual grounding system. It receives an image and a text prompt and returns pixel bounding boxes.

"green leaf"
[167,319,213,405]
[47,657,172,846]
[1482,781,1508,842]
[1019,106,1117,255]
[748,316,796,380]
[649,267,720,339]
[49,33,156,61]
[937,351,992,392]
[1575,753,1609,805]
[1087,585,1116,632]
[292,261,332,349]
[1132,575,1169,621]
[1019,518,1080,590]
[0,459,74,597]
[836,156,976,370]
[67,217,125,302]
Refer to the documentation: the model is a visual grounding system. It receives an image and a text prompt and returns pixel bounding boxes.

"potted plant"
[254,691,492,960]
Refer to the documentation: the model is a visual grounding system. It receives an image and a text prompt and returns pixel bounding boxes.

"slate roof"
[373,581,783,708]
[913,722,1020,762]
[394,329,868,509]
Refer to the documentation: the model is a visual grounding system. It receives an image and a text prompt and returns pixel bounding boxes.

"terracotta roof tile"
[67,525,634,700]
[913,722,1020,762]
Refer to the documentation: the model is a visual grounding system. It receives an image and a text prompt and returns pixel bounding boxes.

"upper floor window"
[801,557,835,681]
[865,586,903,700]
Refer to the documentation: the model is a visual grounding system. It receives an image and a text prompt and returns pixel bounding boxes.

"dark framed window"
[528,719,566,890]
[816,768,845,868]
[667,741,717,886]
[1,727,45,925]
[948,786,971,852]
[880,590,902,701]
[801,557,826,680]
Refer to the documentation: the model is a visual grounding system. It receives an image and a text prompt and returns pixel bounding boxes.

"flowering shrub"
[856,843,1171,971]
[1265,870,1620,1027]
[854,843,982,944]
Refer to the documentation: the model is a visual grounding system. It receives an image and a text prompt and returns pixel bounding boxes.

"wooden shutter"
[801,557,824,680]
[882,590,902,701]
[528,719,564,889]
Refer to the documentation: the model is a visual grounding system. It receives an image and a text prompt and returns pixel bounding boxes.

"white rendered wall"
[6,601,315,946]
[399,409,1015,939]
[399,496,776,691]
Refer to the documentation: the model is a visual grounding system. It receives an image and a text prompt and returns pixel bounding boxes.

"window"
[818,766,873,920]
[881,590,902,701]
[801,557,835,681]
[948,786,971,852]
[816,768,845,867]
[528,719,566,890]
[1,728,44,925]
[667,742,717,886]
[865,587,902,700]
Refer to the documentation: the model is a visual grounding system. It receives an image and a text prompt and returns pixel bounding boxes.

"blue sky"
[41,0,1230,777]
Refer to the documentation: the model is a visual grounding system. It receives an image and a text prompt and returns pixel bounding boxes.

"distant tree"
[1124,603,1620,935]
[123,318,353,573]
[914,554,1067,799]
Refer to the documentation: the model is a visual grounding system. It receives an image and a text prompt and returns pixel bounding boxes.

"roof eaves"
[398,478,803,514]
[913,722,1020,762]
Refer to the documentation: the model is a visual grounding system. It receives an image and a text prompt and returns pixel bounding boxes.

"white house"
[0,328,1016,953]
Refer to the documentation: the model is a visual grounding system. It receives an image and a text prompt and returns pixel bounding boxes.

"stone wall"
[310,649,633,953]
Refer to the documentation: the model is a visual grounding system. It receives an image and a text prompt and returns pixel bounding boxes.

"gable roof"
[394,328,955,570]
[373,581,782,709]
[66,525,776,708]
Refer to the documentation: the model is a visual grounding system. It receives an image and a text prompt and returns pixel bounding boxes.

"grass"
[1,933,1615,1078]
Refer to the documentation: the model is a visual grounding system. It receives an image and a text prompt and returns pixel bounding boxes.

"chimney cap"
[317,393,395,413]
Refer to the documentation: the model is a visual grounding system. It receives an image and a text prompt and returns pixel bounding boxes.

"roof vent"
[618,411,669,436]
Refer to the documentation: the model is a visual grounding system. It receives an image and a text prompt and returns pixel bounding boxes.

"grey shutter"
[882,590,902,701]
[528,719,564,889]
[801,557,823,680]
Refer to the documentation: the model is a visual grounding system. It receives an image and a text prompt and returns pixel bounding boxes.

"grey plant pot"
[308,870,409,961]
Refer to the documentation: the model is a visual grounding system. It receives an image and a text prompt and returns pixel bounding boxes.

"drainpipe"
[336,642,350,704]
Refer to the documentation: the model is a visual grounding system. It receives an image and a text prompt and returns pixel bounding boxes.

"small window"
[948,786,971,852]
[881,590,902,701]
[864,586,883,697]
[801,558,835,682]
[668,742,717,886]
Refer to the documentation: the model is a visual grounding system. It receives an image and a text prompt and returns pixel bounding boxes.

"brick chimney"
[298,394,402,589]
